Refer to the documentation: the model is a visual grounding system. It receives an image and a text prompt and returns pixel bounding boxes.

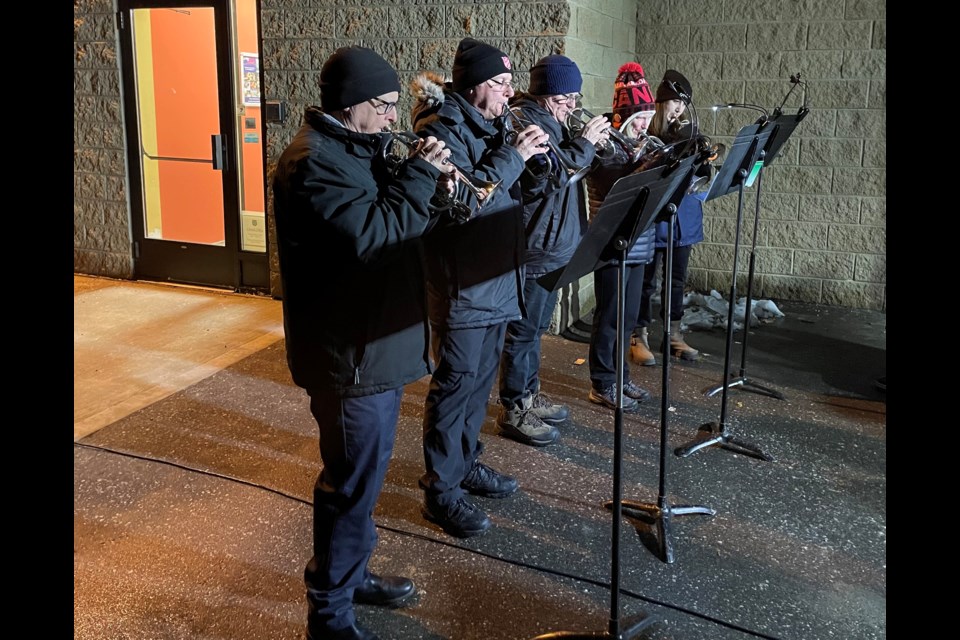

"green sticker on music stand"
[745,160,763,187]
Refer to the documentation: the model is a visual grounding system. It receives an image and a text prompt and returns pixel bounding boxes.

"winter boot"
[496,405,560,447]
[629,327,656,366]
[525,391,570,425]
[669,320,700,361]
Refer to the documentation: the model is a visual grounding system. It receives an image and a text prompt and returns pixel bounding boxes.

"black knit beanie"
[451,38,513,92]
[655,69,693,104]
[320,46,400,112]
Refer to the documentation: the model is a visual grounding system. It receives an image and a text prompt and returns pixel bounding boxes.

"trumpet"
[504,106,591,185]
[383,129,501,222]
[619,110,666,155]
[566,107,664,164]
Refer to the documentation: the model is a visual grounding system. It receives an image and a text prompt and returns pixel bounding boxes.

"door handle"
[211,134,227,171]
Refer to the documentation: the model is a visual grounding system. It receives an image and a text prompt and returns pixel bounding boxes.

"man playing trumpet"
[272,45,455,640]
[496,54,610,446]
[409,38,550,539]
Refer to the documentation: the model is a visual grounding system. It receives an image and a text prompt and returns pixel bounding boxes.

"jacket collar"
[303,106,385,157]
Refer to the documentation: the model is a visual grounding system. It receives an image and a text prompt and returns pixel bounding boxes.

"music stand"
[531,158,694,639]
[704,108,808,401]
[676,123,775,462]
[609,164,716,565]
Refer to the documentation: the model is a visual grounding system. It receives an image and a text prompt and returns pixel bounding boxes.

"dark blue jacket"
[272,107,443,395]
[411,84,527,330]
[653,189,706,248]
[509,97,596,279]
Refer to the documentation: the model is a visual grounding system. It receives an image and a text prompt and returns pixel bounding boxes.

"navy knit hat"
[656,69,693,104]
[528,55,582,96]
[452,38,513,92]
[320,46,400,112]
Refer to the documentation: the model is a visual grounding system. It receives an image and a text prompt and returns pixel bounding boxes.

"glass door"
[118,0,267,290]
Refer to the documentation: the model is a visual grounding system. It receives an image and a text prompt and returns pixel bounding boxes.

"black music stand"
[531,159,694,639]
[609,164,716,565]
[676,123,775,462]
[704,109,808,401]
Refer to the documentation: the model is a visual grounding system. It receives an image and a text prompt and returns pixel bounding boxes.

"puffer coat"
[272,107,444,395]
[410,76,528,330]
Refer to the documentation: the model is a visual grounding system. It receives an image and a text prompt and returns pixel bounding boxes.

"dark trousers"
[498,279,559,410]
[422,322,506,507]
[638,245,692,328]
[304,386,403,633]
[588,262,646,389]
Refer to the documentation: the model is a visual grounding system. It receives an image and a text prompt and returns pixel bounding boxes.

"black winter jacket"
[509,96,597,279]
[272,107,444,395]
[411,82,527,330]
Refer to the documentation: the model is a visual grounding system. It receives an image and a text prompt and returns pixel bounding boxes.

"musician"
[634,69,707,363]
[496,54,610,446]
[585,62,658,411]
[409,38,550,538]
[272,45,454,640]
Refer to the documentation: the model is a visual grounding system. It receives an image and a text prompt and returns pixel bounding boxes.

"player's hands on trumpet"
[576,114,612,147]
[410,136,455,174]
[510,125,551,162]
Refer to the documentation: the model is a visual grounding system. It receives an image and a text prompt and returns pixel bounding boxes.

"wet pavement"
[74,279,886,640]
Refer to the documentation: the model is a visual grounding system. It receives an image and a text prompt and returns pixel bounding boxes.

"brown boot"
[629,327,656,366]
[669,320,700,361]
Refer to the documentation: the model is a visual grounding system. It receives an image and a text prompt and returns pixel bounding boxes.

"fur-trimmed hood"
[410,71,450,123]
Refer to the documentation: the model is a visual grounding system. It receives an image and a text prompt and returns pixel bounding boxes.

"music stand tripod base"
[530,614,657,640]
[605,499,717,564]
[674,420,774,462]
[705,375,785,400]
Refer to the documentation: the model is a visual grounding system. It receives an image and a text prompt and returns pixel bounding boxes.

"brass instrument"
[505,106,591,185]
[618,110,666,153]
[383,129,501,222]
[566,107,664,164]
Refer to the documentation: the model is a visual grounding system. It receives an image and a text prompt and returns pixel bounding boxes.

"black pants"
[422,322,506,507]
[304,386,403,633]
[499,279,558,410]
[588,262,646,390]
[638,244,692,328]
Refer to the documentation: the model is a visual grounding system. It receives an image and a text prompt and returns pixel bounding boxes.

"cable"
[75,441,784,640]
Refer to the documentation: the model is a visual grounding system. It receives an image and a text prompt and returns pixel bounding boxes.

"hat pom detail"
[617,62,645,77]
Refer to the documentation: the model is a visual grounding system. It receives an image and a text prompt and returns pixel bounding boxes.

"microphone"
[711,103,769,116]
[669,81,691,103]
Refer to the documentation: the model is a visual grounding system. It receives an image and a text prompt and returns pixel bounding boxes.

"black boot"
[354,574,416,607]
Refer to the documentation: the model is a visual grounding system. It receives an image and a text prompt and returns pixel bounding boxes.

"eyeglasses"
[368,98,398,115]
[550,93,582,104]
[486,78,514,92]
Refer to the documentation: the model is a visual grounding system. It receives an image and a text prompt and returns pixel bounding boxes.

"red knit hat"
[611,62,656,123]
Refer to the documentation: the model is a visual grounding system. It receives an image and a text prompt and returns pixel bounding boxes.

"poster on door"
[241,52,260,107]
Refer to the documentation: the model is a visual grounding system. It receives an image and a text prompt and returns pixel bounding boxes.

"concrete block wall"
[566,0,644,115]
[73,0,886,316]
[74,0,134,279]
[635,0,886,311]
[260,0,596,330]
